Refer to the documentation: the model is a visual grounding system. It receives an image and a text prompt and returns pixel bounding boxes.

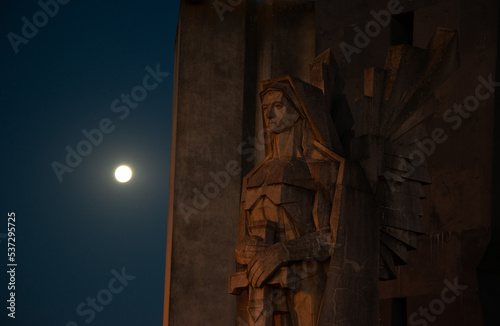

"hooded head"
[259,76,343,158]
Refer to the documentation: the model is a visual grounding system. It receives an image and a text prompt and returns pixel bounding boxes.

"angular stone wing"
[351,28,460,280]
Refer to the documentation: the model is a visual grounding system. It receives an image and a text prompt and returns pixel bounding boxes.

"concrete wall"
[163,1,249,324]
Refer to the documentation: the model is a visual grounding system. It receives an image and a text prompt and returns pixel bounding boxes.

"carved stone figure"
[229,76,345,325]
[229,28,459,326]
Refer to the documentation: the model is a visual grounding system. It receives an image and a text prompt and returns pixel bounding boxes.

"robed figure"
[229,76,345,326]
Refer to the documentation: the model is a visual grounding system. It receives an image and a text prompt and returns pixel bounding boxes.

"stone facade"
[164,1,498,325]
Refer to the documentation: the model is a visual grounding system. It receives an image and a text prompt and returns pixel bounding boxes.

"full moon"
[115,165,132,183]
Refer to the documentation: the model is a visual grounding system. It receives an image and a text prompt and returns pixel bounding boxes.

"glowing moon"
[115,165,132,183]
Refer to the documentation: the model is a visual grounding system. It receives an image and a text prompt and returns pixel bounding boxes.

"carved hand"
[235,236,266,265]
[248,243,290,288]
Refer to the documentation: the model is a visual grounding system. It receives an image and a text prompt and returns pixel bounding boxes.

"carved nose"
[266,106,276,118]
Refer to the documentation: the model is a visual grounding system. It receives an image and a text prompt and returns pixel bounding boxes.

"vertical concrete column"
[254,0,315,163]
[163,1,253,325]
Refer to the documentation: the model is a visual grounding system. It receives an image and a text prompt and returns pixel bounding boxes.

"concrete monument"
[162,2,491,325]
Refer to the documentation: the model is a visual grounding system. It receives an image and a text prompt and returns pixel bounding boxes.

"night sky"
[1,1,179,325]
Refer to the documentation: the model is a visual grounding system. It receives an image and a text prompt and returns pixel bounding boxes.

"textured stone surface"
[163,1,249,325]
[317,161,379,326]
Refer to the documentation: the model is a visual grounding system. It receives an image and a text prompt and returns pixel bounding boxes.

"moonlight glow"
[115,165,132,183]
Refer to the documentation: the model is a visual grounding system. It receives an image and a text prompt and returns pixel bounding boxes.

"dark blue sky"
[1,1,179,325]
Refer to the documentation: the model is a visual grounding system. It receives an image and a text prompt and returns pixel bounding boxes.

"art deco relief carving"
[229,28,459,326]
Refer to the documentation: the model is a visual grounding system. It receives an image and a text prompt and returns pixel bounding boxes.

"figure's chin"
[270,126,290,134]
[266,125,278,133]
[269,127,280,134]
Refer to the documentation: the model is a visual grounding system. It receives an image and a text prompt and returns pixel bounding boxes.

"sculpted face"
[261,91,300,134]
